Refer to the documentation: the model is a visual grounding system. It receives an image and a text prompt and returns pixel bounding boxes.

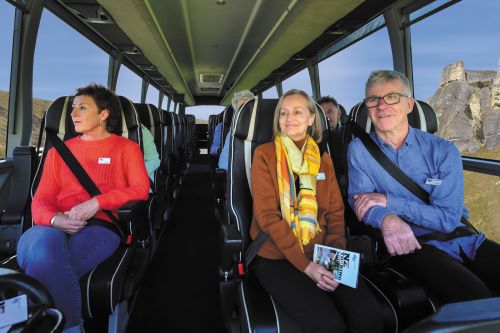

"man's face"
[365,80,414,136]
[320,102,339,128]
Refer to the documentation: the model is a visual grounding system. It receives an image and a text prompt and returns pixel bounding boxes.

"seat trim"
[109,248,130,313]
[360,273,398,333]
[86,266,96,318]
[269,295,281,333]
[239,282,253,333]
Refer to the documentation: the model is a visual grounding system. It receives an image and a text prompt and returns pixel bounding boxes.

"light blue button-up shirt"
[347,126,485,262]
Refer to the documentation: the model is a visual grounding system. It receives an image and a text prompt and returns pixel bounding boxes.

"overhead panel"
[97,0,195,105]
[222,0,364,105]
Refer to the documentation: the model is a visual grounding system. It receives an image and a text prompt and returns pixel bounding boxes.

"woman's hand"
[65,198,100,221]
[304,262,340,292]
[52,213,87,234]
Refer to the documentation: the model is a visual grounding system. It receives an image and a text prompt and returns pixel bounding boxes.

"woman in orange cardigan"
[17,84,150,333]
[250,89,383,333]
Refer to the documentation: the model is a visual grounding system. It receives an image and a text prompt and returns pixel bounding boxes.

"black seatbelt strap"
[351,122,478,237]
[46,131,127,243]
[245,232,269,269]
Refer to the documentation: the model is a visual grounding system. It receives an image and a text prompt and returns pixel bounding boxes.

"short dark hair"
[75,83,121,133]
[317,96,339,108]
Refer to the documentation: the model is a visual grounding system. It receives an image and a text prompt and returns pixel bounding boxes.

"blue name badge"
[317,172,326,180]
[425,178,442,186]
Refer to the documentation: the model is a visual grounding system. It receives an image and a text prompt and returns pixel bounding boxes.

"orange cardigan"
[32,134,150,226]
[250,141,345,272]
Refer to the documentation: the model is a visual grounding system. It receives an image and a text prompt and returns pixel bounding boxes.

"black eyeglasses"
[363,92,408,108]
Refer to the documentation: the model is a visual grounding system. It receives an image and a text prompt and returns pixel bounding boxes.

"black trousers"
[389,239,500,305]
[252,256,384,333]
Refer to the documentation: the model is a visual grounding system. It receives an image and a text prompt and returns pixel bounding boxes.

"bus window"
[318,27,392,112]
[115,66,142,102]
[33,9,108,148]
[281,67,312,96]
[262,86,279,99]
[0,2,15,159]
[145,85,160,107]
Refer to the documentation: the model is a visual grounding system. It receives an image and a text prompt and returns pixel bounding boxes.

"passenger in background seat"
[348,70,500,305]
[209,122,223,156]
[318,96,345,178]
[17,84,150,332]
[250,89,383,333]
[218,89,255,169]
[140,123,160,182]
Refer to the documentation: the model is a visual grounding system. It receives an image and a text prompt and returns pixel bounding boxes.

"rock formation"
[429,60,500,153]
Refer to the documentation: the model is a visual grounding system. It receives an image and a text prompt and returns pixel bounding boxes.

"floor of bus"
[126,151,226,332]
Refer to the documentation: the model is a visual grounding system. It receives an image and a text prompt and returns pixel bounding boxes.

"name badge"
[98,157,111,164]
[317,172,326,180]
[425,178,442,186]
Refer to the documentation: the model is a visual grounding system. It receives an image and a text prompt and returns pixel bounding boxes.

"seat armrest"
[220,224,242,275]
[118,200,149,245]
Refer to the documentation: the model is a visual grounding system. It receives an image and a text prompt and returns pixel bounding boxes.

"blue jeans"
[17,225,120,329]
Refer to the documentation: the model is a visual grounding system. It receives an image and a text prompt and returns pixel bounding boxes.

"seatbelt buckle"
[238,263,245,276]
[126,234,133,245]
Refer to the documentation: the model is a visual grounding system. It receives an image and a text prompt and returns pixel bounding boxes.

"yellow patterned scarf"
[275,133,321,252]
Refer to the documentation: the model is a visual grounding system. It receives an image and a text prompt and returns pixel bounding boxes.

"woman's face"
[71,95,109,134]
[278,94,315,141]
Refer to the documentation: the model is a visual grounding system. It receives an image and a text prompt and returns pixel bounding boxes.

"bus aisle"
[127,151,226,332]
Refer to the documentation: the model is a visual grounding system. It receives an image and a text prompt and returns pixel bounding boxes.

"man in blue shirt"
[348,69,500,305]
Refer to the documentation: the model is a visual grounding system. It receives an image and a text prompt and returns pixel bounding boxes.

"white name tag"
[425,178,442,186]
[98,157,111,164]
[317,172,326,180]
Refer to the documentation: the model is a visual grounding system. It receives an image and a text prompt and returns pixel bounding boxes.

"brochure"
[313,244,360,288]
[0,294,28,331]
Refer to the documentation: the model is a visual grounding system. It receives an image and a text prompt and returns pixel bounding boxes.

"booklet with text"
[313,244,360,288]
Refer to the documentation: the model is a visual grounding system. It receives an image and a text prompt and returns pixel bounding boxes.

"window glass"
[262,86,279,99]
[411,0,500,242]
[0,2,15,159]
[318,27,392,113]
[145,85,160,107]
[115,65,142,102]
[33,9,108,147]
[187,105,224,122]
[281,68,312,96]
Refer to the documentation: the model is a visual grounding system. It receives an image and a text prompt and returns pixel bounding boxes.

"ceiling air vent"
[200,87,220,92]
[199,73,224,84]
[69,5,114,24]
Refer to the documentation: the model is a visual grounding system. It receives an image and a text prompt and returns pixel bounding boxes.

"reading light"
[216,0,226,5]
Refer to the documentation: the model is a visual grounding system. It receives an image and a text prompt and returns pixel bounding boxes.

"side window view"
[0,0,499,333]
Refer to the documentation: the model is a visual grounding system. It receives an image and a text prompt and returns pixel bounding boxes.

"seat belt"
[46,131,128,243]
[350,122,478,241]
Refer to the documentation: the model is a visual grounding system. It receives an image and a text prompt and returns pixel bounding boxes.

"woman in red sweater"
[250,89,383,332]
[17,84,150,332]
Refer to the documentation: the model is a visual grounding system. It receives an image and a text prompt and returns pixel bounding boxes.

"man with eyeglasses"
[347,69,500,306]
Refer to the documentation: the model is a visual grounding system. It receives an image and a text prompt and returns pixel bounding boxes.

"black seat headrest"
[349,99,438,134]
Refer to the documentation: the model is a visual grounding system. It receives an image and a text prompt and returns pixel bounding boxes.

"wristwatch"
[50,213,60,226]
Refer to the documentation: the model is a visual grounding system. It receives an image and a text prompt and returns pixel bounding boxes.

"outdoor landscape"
[0,60,498,242]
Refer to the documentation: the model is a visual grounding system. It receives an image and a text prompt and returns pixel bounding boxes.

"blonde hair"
[272,89,323,143]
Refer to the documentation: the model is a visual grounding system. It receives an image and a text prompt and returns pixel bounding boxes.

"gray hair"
[365,70,412,97]
[231,90,255,111]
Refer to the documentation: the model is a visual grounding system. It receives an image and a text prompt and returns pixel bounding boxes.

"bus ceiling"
[52,0,410,106]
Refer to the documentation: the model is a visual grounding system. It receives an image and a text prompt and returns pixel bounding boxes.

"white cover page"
[313,244,360,288]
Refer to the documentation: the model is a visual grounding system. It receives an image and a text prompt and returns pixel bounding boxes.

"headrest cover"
[350,99,438,134]
[233,99,278,144]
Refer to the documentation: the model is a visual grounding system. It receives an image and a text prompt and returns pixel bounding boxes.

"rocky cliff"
[428,60,500,153]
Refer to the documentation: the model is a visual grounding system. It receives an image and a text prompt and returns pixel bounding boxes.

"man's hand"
[304,262,340,292]
[65,198,100,221]
[353,193,387,220]
[381,214,421,256]
[52,213,87,234]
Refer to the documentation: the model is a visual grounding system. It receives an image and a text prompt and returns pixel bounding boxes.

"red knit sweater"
[32,134,150,226]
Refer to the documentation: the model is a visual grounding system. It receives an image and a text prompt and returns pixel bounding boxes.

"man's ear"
[407,97,415,114]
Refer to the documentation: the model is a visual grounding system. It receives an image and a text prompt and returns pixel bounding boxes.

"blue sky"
[1,0,499,120]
